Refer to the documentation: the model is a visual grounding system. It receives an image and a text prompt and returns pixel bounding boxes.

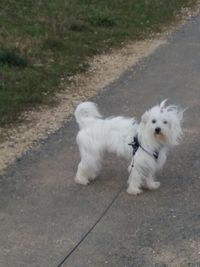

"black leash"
[56,181,126,267]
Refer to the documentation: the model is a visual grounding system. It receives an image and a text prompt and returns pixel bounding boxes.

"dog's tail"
[74,101,102,129]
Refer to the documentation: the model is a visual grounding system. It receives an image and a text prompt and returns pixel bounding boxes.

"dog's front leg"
[127,167,143,195]
[145,175,160,191]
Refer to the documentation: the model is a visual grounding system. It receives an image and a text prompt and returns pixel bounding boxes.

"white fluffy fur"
[74,100,183,195]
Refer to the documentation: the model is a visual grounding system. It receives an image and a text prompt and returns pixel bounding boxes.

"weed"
[0,48,28,68]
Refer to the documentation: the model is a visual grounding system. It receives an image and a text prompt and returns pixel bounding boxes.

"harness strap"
[128,135,159,160]
[128,136,140,156]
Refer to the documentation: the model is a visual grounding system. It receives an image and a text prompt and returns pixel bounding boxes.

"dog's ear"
[141,111,149,124]
[177,107,187,122]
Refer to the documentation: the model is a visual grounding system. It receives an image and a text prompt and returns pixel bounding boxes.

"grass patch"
[88,13,116,27]
[0,0,197,126]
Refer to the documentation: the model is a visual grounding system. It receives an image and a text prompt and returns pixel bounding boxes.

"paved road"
[0,15,200,267]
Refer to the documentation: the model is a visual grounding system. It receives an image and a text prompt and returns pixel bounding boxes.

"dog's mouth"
[155,131,162,136]
[154,132,166,142]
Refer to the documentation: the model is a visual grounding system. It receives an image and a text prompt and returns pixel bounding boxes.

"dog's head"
[140,100,183,147]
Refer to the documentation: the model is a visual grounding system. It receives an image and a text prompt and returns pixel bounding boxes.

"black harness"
[128,135,159,160]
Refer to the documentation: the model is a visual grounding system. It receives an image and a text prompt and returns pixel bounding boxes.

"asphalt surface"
[0,15,200,267]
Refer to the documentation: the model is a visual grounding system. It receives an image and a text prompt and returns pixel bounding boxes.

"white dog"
[74,100,183,195]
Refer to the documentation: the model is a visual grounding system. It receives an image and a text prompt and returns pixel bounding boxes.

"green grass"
[0,0,197,126]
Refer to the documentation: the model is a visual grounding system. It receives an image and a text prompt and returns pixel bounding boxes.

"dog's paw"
[127,186,143,195]
[75,176,89,185]
[146,181,160,190]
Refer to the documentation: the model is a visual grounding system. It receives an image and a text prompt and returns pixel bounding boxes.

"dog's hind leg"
[75,161,90,185]
[75,150,102,185]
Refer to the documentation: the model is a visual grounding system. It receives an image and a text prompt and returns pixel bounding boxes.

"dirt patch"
[0,5,199,174]
[154,240,200,266]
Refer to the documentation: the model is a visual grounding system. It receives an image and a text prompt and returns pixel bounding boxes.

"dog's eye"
[152,119,156,124]
[163,120,168,124]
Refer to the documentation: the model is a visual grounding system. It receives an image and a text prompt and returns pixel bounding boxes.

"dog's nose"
[155,127,161,134]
